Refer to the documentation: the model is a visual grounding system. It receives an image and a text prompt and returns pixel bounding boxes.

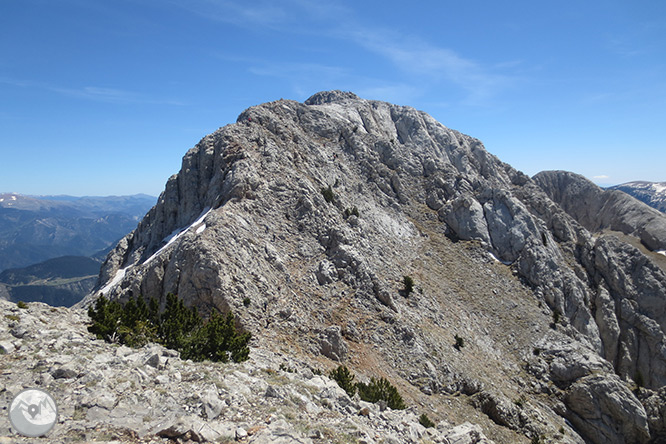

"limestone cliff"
[78,91,665,444]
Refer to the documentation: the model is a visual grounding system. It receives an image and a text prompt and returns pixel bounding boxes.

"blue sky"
[1,0,665,196]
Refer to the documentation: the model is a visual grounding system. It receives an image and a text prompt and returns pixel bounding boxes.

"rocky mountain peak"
[67,91,666,443]
[304,90,362,105]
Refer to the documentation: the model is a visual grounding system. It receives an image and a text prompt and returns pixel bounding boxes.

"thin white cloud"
[167,0,291,28]
[248,62,348,80]
[1,77,183,105]
[593,175,610,180]
[173,1,516,105]
[343,27,513,104]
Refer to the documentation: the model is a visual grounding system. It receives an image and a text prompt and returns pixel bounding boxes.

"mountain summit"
[79,91,666,443]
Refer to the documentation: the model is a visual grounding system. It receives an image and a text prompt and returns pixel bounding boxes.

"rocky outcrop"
[77,91,665,444]
[533,170,666,251]
[0,299,495,443]
[609,181,666,214]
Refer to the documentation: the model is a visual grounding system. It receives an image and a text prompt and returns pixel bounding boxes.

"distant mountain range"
[608,181,666,213]
[0,193,155,272]
[0,255,101,307]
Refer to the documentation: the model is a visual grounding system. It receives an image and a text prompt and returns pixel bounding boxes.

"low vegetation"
[88,293,251,363]
[328,365,357,397]
[343,206,359,218]
[402,275,414,296]
[321,185,336,203]
[419,413,435,428]
[329,365,406,410]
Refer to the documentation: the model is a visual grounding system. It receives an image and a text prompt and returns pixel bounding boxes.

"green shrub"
[88,294,250,363]
[88,295,124,341]
[344,207,359,218]
[181,311,251,363]
[531,435,545,444]
[356,377,406,410]
[321,185,336,203]
[454,334,464,350]
[243,297,251,307]
[329,365,357,397]
[634,370,645,389]
[551,308,561,328]
[17,301,28,309]
[402,276,414,296]
[419,413,435,428]
[159,293,202,350]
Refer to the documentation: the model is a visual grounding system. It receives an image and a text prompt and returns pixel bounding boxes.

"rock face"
[609,181,666,214]
[71,91,665,444]
[533,170,666,252]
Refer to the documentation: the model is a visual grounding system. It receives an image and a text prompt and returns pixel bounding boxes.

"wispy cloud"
[173,1,516,105]
[167,0,292,28]
[342,27,513,105]
[0,77,183,105]
[248,62,348,80]
[593,175,610,180]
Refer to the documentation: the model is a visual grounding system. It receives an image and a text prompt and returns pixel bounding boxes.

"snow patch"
[100,267,127,295]
[196,224,206,234]
[657,250,666,257]
[488,251,513,265]
[652,183,666,195]
[144,207,212,265]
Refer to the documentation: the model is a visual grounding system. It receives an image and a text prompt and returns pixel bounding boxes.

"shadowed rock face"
[79,91,665,444]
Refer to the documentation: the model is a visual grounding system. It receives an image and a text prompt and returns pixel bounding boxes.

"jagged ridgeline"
[81,91,666,444]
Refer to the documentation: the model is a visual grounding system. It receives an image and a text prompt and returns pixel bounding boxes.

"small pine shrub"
[344,207,360,218]
[279,363,295,373]
[419,413,435,428]
[178,311,250,363]
[17,301,28,309]
[329,365,357,397]
[551,309,561,328]
[454,334,464,350]
[88,296,124,341]
[243,297,251,307]
[356,377,406,410]
[88,294,250,363]
[531,435,545,444]
[321,185,336,203]
[634,370,645,390]
[403,276,414,296]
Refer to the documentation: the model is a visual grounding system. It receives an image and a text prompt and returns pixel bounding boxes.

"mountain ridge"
[49,91,666,443]
[608,181,666,214]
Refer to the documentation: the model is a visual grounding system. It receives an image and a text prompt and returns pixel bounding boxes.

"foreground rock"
[1,299,495,443]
